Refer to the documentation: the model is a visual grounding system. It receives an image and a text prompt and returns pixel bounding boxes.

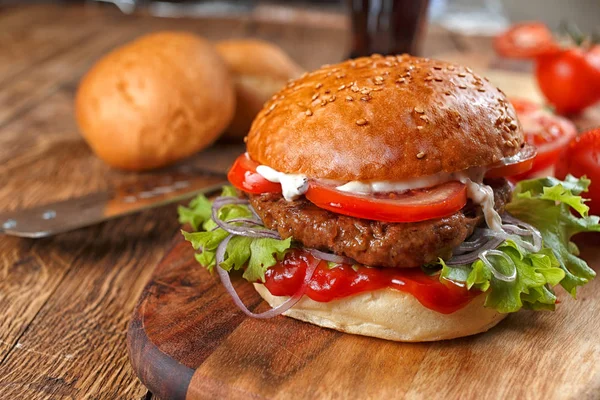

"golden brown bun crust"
[247,55,524,181]
[216,39,304,139]
[254,284,506,342]
[76,31,235,171]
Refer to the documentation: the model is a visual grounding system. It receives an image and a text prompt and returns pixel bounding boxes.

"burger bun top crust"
[246,55,524,181]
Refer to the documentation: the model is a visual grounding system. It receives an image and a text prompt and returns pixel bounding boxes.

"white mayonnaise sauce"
[255,164,308,201]
[254,160,504,231]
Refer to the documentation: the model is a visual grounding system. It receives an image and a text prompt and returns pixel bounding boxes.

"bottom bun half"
[253,284,506,342]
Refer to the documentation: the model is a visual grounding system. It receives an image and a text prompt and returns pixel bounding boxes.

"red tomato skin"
[554,129,600,216]
[305,181,467,223]
[228,154,282,194]
[535,48,600,114]
[494,22,559,59]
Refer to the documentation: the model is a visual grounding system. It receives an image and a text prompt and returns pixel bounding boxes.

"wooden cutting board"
[127,234,600,400]
[127,70,600,400]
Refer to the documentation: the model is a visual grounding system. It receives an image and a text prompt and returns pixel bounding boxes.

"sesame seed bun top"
[246,54,524,181]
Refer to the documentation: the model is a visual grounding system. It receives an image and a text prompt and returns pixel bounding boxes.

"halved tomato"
[304,181,467,223]
[508,99,577,179]
[494,22,559,59]
[228,153,282,194]
[485,143,537,178]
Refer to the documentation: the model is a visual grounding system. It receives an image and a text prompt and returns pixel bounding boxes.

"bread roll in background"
[76,31,235,171]
[216,39,304,139]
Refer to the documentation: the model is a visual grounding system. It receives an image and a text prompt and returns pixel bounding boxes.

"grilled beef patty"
[248,179,512,268]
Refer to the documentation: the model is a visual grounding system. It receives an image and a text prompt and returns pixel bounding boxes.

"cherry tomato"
[228,153,282,194]
[507,99,577,179]
[304,181,467,223]
[494,22,559,59]
[485,143,537,178]
[554,128,600,215]
[535,46,600,114]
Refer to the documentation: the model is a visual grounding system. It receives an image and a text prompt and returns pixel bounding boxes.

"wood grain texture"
[128,234,600,400]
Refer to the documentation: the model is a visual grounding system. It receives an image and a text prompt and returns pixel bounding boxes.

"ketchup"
[263,249,479,314]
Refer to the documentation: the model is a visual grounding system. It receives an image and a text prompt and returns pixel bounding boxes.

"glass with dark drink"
[348,0,430,57]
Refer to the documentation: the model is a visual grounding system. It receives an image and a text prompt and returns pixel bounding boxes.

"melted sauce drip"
[263,250,480,314]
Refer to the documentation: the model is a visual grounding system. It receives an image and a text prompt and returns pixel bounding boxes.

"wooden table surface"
[0,4,595,399]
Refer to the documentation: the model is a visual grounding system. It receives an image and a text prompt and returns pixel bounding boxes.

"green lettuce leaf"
[439,175,599,313]
[179,186,293,281]
[506,175,600,296]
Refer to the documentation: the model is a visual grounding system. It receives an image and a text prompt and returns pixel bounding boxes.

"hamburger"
[180,55,599,342]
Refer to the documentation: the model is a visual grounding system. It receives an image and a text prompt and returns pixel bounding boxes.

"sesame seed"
[506,141,515,147]
[338,84,346,90]
[396,78,406,84]
[433,66,442,70]
[444,91,452,96]
[424,77,433,82]
[477,88,486,92]
[509,122,518,130]
[374,80,384,85]
[503,126,511,133]
[360,96,370,101]
[447,65,455,71]
[329,95,336,102]
[269,103,277,111]
[305,109,313,116]
[416,152,425,159]
[458,73,466,77]
[434,77,443,82]
[356,118,368,126]
[458,85,467,89]
[312,93,319,101]
[417,126,424,130]
[372,87,383,91]
[375,76,384,82]
[336,74,346,79]
[419,115,429,122]
[414,107,425,114]
[466,67,473,73]
[351,85,360,92]
[504,117,512,123]
[324,89,331,94]
[320,100,327,106]
[316,83,323,89]
[361,88,371,95]
[346,96,353,101]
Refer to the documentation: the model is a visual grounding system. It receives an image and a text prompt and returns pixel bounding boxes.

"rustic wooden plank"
[0,206,180,399]
[0,5,123,86]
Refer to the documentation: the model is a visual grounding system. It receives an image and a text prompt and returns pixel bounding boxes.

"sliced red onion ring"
[480,249,517,282]
[215,234,319,319]
[446,236,505,265]
[308,248,357,265]
[211,196,281,239]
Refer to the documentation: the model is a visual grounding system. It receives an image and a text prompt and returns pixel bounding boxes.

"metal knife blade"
[0,171,228,238]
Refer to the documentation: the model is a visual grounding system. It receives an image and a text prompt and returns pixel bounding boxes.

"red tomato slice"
[305,181,467,223]
[555,128,600,215]
[228,154,282,194]
[485,144,537,178]
[507,99,577,179]
[494,22,559,59]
